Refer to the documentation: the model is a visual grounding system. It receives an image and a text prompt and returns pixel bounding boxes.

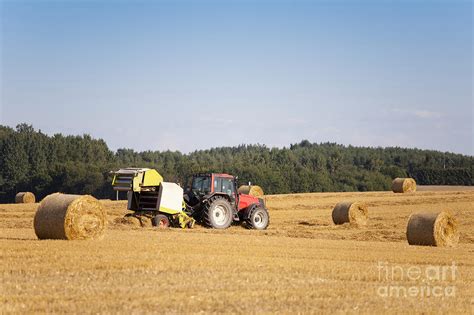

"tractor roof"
[193,173,234,179]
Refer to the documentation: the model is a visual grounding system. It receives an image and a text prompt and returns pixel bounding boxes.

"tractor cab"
[191,173,236,197]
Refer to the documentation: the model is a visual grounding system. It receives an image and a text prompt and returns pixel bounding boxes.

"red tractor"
[184,173,269,230]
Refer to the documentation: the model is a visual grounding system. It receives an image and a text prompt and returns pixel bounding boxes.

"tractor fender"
[241,203,262,220]
[202,192,232,204]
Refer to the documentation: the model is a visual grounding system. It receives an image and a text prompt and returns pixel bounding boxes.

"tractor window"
[192,176,211,194]
[216,177,234,196]
[214,178,222,193]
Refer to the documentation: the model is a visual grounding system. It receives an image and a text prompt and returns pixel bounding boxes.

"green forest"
[0,124,472,203]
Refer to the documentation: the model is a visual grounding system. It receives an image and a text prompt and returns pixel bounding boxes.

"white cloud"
[413,110,442,119]
[389,107,443,119]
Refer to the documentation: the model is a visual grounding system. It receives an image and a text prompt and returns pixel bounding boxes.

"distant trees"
[0,125,114,202]
[0,125,472,202]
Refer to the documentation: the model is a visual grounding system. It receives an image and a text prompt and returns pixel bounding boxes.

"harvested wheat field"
[1,188,474,314]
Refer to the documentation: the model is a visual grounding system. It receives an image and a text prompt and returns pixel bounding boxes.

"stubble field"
[1,187,474,314]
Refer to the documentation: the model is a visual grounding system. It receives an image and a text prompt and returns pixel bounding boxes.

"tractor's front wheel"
[202,196,233,229]
[245,206,269,230]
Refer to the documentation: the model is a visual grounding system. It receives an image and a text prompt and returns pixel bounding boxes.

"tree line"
[0,124,472,202]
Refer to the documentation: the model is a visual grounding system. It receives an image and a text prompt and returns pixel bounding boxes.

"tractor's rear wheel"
[152,214,170,229]
[245,206,269,230]
[202,196,233,229]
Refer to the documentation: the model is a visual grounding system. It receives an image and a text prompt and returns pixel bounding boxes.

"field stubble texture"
[1,188,473,313]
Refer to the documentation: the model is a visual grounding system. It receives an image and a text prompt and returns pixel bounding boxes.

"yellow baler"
[112,168,163,192]
[112,168,194,228]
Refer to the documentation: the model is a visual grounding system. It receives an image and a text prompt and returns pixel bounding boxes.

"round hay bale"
[392,178,416,193]
[114,215,141,227]
[15,192,36,204]
[34,193,107,240]
[139,216,152,228]
[406,211,459,247]
[238,185,264,197]
[332,201,368,226]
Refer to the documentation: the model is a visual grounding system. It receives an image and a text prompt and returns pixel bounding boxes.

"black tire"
[152,214,170,229]
[202,196,234,229]
[190,207,203,223]
[245,206,269,230]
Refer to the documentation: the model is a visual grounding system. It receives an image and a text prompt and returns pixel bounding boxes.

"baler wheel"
[152,214,170,229]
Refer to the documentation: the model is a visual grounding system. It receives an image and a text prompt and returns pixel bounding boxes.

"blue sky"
[1,0,472,154]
